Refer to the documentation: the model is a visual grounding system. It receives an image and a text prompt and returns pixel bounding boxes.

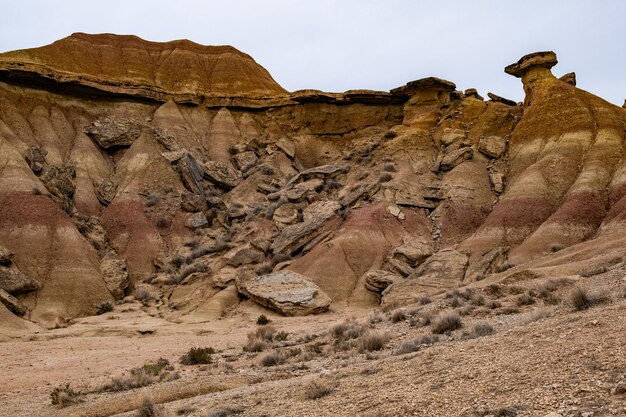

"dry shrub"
[396,335,439,355]
[50,384,83,407]
[244,326,276,352]
[357,332,387,353]
[303,377,334,400]
[568,286,608,311]
[390,309,407,323]
[471,322,494,337]
[525,308,552,323]
[418,296,432,305]
[180,347,215,365]
[101,358,179,392]
[136,397,165,417]
[516,293,535,306]
[256,314,270,325]
[208,407,244,417]
[260,351,286,367]
[383,162,398,172]
[432,311,462,334]
[96,301,114,315]
[379,172,393,182]
[332,321,365,342]
[134,287,155,303]
[368,312,386,324]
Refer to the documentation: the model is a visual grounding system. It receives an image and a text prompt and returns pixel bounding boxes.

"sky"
[1,0,625,105]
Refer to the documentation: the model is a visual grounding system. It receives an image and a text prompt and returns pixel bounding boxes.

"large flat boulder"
[237,270,331,316]
[84,117,143,148]
[382,248,468,306]
[0,266,40,295]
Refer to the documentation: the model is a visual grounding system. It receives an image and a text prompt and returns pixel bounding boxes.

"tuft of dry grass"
[50,384,84,407]
[260,351,286,367]
[136,397,165,417]
[432,311,462,334]
[95,301,114,315]
[357,332,387,353]
[390,309,407,323]
[101,358,179,392]
[303,377,334,400]
[395,335,439,355]
[568,286,608,311]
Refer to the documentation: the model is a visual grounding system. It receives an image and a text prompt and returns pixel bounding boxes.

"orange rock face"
[0,34,624,329]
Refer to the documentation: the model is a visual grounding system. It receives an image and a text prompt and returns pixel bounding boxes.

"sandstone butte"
[0,33,625,335]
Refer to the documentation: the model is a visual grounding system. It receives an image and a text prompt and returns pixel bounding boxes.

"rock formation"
[0,33,624,331]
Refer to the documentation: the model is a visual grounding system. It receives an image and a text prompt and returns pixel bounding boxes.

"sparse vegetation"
[208,407,244,417]
[260,351,286,367]
[173,263,208,284]
[145,193,160,207]
[244,325,277,352]
[516,293,535,306]
[396,334,439,355]
[390,308,407,323]
[50,384,83,407]
[379,172,393,182]
[101,358,179,392]
[180,347,215,365]
[137,397,165,417]
[134,287,155,303]
[303,377,334,400]
[432,311,462,334]
[190,240,230,259]
[568,286,607,311]
[256,314,270,325]
[155,217,170,228]
[357,332,387,353]
[95,301,114,315]
[471,322,494,337]
[549,243,565,252]
[383,162,398,172]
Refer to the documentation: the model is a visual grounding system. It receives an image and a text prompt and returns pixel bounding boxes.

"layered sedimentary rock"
[0,34,624,332]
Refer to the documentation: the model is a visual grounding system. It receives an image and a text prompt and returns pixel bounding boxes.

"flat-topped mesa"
[0,32,287,104]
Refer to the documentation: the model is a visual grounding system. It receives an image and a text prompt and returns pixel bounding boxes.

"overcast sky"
[1,1,625,105]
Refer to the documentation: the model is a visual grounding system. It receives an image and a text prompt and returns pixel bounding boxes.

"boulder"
[25,146,47,173]
[177,153,205,195]
[94,179,117,206]
[202,161,242,189]
[392,236,433,267]
[464,246,509,282]
[0,288,26,316]
[490,171,505,194]
[284,179,324,202]
[100,251,130,300]
[559,72,576,86]
[232,150,258,172]
[181,191,206,212]
[365,270,401,292]
[273,203,300,225]
[300,164,349,180]
[0,266,40,294]
[186,212,209,229]
[226,248,264,267]
[440,128,466,146]
[464,88,484,100]
[41,165,76,199]
[382,248,468,306]
[487,92,517,106]
[271,200,340,254]
[504,51,558,78]
[387,258,414,277]
[276,137,295,158]
[237,270,331,316]
[0,246,14,266]
[478,136,507,158]
[440,147,472,171]
[161,149,187,162]
[152,126,182,151]
[84,117,143,148]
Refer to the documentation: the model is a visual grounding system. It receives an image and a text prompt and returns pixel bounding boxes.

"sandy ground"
[1,274,625,417]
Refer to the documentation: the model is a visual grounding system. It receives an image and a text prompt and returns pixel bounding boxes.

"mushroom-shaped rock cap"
[391,77,456,96]
[505,51,558,78]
